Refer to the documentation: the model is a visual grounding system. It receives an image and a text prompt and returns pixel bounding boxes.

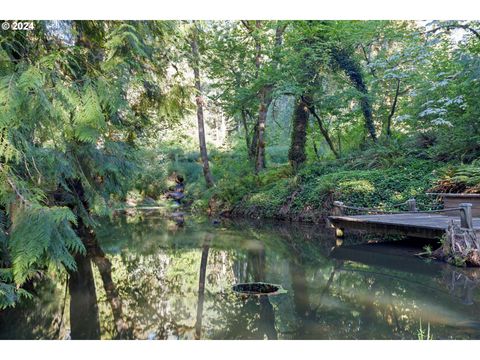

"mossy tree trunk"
[332,48,377,142]
[289,96,309,172]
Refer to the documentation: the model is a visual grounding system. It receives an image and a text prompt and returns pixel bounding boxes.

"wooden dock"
[329,213,480,239]
[328,199,480,240]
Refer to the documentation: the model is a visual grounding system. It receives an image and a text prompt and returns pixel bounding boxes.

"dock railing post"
[459,203,473,229]
[332,201,344,216]
[407,198,417,212]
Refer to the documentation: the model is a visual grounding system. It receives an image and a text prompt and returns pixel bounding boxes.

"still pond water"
[2,212,480,340]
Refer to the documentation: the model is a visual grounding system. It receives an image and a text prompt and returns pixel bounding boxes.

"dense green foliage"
[0,21,189,306]
[1,20,480,308]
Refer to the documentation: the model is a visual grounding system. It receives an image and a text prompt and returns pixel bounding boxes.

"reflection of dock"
[331,242,441,276]
[331,242,480,306]
[328,199,480,240]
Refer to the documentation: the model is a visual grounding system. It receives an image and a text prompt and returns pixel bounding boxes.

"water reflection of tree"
[194,235,211,339]
[93,218,480,339]
[68,254,101,339]
[287,246,341,338]
[111,251,193,339]
[9,214,480,340]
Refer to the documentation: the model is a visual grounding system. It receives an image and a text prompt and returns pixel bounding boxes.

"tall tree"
[281,21,341,160]
[242,20,287,174]
[190,21,215,188]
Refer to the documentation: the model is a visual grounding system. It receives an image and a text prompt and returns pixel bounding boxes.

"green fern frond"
[0,268,33,309]
[17,66,45,92]
[73,85,106,143]
[8,205,84,284]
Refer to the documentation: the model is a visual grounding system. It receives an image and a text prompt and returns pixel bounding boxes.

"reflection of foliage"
[209,292,262,339]
[4,214,480,339]
[0,275,68,339]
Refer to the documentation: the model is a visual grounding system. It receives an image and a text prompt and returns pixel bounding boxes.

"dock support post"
[459,203,473,229]
[335,228,344,238]
[332,201,344,238]
[407,198,417,212]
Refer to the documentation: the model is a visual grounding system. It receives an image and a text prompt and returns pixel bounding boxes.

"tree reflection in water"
[90,241,132,339]
[195,234,212,339]
[5,215,480,339]
[68,254,100,340]
[68,240,132,340]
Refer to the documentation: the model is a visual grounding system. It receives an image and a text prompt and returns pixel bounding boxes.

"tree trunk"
[332,48,377,142]
[249,122,259,161]
[288,96,309,171]
[191,23,214,188]
[253,21,266,174]
[244,21,286,174]
[386,78,401,137]
[241,109,252,155]
[304,99,339,158]
[255,87,268,174]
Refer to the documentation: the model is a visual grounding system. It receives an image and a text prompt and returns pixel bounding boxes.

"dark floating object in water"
[232,282,287,296]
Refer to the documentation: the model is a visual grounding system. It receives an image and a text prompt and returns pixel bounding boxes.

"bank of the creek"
[1,212,480,340]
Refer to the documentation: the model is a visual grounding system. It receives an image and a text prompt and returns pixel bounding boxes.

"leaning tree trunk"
[191,23,214,188]
[307,102,339,158]
[288,96,309,172]
[386,78,401,137]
